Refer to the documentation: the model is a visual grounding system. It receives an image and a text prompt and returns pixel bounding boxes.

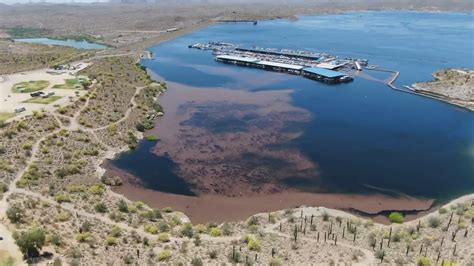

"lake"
[109,11,474,222]
[14,38,108,49]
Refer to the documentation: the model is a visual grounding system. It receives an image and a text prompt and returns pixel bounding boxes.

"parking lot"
[0,63,90,121]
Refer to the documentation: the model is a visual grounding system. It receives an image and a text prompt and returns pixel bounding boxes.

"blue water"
[14,38,108,49]
[113,12,474,202]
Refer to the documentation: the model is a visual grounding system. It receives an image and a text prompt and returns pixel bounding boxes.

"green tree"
[15,227,46,258]
[388,212,404,224]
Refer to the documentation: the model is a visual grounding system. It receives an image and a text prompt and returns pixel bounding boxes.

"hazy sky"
[0,0,107,3]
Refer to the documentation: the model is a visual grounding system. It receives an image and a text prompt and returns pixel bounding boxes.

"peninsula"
[412,68,474,111]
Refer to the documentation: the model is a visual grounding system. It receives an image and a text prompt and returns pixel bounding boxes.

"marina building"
[215,55,352,83]
[302,67,353,83]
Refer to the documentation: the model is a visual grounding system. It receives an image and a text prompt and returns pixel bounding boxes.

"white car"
[15,106,26,113]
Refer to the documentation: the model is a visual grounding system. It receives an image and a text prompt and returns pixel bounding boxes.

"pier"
[140,51,154,60]
[216,55,352,83]
[218,19,258,25]
[188,41,374,84]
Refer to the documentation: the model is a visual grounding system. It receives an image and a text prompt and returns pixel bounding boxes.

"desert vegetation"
[0,40,94,75]
[413,68,474,111]
[0,2,473,263]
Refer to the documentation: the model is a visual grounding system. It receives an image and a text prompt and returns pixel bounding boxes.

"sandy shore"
[111,165,434,224]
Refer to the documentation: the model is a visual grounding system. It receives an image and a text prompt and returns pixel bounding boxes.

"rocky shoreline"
[412,68,474,111]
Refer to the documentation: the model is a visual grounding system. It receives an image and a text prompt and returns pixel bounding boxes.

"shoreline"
[112,179,436,225]
[106,160,436,225]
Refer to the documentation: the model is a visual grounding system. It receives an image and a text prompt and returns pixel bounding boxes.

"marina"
[188,41,471,110]
[189,41,377,84]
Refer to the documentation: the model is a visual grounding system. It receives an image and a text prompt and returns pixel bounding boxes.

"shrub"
[269,257,283,266]
[190,257,203,266]
[180,222,194,238]
[157,232,170,242]
[417,256,431,266]
[228,248,241,263]
[58,107,67,114]
[109,226,121,237]
[117,199,129,213]
[163,207,173,213]
[55,193,71,203]
[106,236,118,246]
[80,221,92,233]
[441,261,459,266]
[222,222,233,236]
[0,181,8,193]
[287,216,296,223]
[75,232,93,243]
[428,217,441,228]
[158,250,172,261]
[368,232,376,248]
[146,134,158,141]
[246,216,259,227]
[101,175,123,186]
[365,219,374,227]
[194,224,207,234]
[144,224,159,234]
[209,250,218,259]
[15,227,46,258]
[55,211,70,222]
[6,205,24,223]
[209,227,222,237]
[89,183,106,195]
[247,236,261,251]
[438,208,448,214]
[142,209,162,221]
[388,212,404,223]
[375,250,385,260]
[94,202,108,213]
[193,234,202,246]
[67,185,85,193]
[391,230,402,242]
[322,211,330,221]
[158,221,170,232]
[135,123,145,132]
[47,233,61,246]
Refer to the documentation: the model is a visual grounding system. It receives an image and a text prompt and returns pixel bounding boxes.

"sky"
[0,0,107,3]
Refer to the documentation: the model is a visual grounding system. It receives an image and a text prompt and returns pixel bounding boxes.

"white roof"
[256,60,304,70]
[216,55,258,63]
[316,62,345,70]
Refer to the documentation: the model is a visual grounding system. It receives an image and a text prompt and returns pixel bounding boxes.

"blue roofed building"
[302,67,353,83]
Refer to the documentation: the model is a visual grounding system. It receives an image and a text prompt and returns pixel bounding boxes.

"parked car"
[15,106,26,113]
[30,91,45,97]
[42,92,55,98]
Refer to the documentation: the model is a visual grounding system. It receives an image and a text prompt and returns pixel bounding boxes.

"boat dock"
[215,54,352,83]
[218,20,258,25]
[189,41,368,84]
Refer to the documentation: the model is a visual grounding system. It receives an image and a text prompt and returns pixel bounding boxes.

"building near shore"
[215,55,352,83]
[302,67,353,83]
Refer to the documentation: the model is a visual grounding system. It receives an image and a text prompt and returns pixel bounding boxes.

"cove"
[109,12,474,219]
